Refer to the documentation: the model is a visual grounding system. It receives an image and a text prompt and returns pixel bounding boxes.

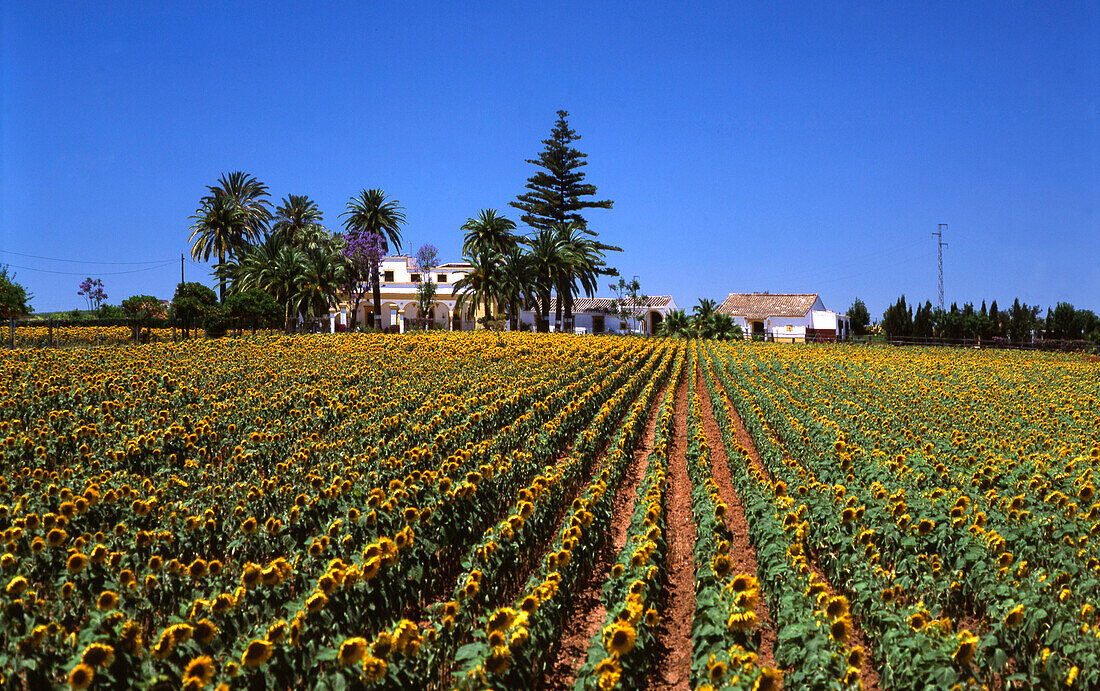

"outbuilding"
[716,293,849,342]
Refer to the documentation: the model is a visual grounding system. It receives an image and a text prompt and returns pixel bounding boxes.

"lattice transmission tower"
[933,224,948,310]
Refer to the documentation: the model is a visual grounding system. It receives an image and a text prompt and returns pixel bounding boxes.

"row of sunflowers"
[704,341,1100,689]
[0,332,682,689]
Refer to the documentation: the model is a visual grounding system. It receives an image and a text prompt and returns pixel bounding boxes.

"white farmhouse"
[716,293,850,342]
[328,256,482,332]
[520,296,678,335]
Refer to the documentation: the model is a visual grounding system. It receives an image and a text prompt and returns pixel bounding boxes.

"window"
[383,271,394,282]
[410,273,420,283]
[437,273,447,283]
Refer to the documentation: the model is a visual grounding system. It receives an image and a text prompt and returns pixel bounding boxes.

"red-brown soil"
[652,364,696,690]
[696,366,778,668]
[543,375,673,690]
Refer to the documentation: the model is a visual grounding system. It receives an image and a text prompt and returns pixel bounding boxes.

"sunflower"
[825,595,849,621]
[183,655,216,685]
[848,646,865,668]
[306,591,328,613]
[96,590,119,611]
[241,639,274,668]
[708,658,728,683]
[240,563,262,588]
[830,616,852,643]
[47,528,67,547]
[487,608,517,632]
[80,643,115,667]
[241,517,258,535]
[66,553,88,574]
[362,654,388,682]
[712,555,733,577]
[119,620,143,655]
[1067,666,1079,686]
[753,667,782,691]
[1003,604,1025,628]
[727,610,757,632]
[339,637,368,666]
[193,619,217,645]
[604,621,637,655]
[67,663,95,690]
[953,632,978,667]
[485,645,512,674]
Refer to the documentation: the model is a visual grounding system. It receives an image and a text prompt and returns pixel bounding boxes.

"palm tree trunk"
[564,292,574,333]
[372,271,382,331]
[218,247,226,303]
[554,292,563,332]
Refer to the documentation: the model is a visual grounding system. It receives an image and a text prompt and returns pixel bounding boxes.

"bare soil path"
[543,374,673,690]
[707,357,881,691]
[651,363,696,691]
[695,365,778,668]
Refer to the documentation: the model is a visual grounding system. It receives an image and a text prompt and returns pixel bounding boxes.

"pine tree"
[511,110,614,234]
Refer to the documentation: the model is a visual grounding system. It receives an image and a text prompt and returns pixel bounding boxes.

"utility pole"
[933,224,948,311]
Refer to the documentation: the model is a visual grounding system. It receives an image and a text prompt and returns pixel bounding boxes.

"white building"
[716,293,850,342]
[520,296,678,335]
[328,256,480,332]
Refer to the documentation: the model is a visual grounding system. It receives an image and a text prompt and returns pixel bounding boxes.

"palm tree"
[272,195,329,250]
[693,298,718,338]
[658,309,691,338]
[462,210,518,263]
[189,195,248,302]
[293,248,346,325]
[453,252,501,330]
[340,190,406,330]
[255,244,306,332]
[524,229,569,332]
[552,222,603,333]
[191,171,272,301]
[497,244,535,331]
[711,313,742,341]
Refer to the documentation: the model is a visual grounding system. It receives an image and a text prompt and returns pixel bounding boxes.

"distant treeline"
[879,297,1100,345]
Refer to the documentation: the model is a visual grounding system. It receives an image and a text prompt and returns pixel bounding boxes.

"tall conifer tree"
[511,110,614,235]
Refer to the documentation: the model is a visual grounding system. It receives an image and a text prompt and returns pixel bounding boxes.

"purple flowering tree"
[337,231,384,331]
[413,243,440,330]
[77,277,107,312]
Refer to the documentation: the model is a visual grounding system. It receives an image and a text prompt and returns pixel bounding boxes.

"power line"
[0,249,175,265]
[3,261,175,276]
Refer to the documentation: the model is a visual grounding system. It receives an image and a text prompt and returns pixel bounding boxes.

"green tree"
[460,210,518,324]
[847,298,870,336]
[412,244,440,330]
[511,110,613,231]
[292,248,346,326]
[253,245,306,332]
[657,309,691,338]
[121,295,166,341]
[453,253,502,331]
[497,245,534,331]
[524,229,569,332]
[553,221,605,332]
[223,289,281,333]
[191,172,273,302]
[170,282,217,338]
[692,298,718,337]
[609,277,649,334]
[0,266,32,319]
[272,194,329,250]
[340,190,406,330]
[881,296,913,340]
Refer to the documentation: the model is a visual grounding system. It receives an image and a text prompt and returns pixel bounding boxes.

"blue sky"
[2,1,1097,318]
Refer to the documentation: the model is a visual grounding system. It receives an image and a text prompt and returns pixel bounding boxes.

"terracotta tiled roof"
[533,296,673,314]
[717,293,820,320]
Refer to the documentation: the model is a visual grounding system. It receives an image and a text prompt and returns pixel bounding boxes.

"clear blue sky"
[2,1,1097,319]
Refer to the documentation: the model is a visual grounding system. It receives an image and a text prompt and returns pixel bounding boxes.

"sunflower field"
[0,331,1097,690]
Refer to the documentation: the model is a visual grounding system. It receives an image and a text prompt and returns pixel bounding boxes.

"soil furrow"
[709,362,881,691]
[543,374,673,690]
[695,365,778,668]
[652,364,694,691]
